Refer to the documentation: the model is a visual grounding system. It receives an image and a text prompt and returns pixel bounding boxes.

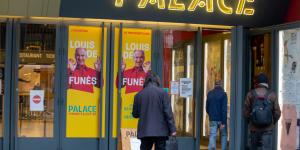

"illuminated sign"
[115,0,255,15]
[18,51,55,64]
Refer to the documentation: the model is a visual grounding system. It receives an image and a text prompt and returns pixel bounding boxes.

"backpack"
[250,90,273,127]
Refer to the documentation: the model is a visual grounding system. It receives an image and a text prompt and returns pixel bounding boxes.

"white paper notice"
[130,138,141,150]
[30,90,44,111]
[180,78,193,98]
[170,81,179,95]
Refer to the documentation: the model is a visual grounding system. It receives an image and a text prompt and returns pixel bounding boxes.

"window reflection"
[18,24,56,137]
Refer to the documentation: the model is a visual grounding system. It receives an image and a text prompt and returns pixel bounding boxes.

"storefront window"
[18,24,56,137]
[278,28,300,150]
[201,30,231,149]
[163,30,195,136]
[0,23,6,137]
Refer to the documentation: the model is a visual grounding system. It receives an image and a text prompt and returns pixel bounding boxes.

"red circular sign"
[33,95,41,104]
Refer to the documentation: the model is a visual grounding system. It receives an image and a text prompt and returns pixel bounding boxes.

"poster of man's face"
[133,50,145,68]
[75,48,87,66]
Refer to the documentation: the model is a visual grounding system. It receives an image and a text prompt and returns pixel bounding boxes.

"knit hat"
[256,73,268,84]
[215,80,223,87]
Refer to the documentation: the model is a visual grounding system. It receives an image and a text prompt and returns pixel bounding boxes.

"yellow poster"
[113,28,152,137]
[67,25,107,138]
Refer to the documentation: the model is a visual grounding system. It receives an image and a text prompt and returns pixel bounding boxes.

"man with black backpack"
[244,73,281,150]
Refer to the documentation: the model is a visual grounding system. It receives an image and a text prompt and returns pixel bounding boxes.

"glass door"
[200,30,231,150]
[61,24,108,150]
[111,27,153,149]
[13,23,58,150]
[162,30,196,149]
[13,22,109,150]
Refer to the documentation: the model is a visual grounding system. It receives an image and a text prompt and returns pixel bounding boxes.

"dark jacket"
[244,85,281,132]
[132,83,176,139]
[206,86,228,125]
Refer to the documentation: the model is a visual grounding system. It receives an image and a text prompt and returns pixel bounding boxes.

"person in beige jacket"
[244,73,281,150]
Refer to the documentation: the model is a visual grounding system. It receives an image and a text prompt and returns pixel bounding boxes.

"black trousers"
[250,131,272,150]
[140,137,168,150]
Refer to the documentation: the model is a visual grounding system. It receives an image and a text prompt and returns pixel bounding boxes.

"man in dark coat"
[132,71,176,150]
[206,80,228,150]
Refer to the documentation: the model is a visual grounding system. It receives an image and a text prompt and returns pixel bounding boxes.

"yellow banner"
[113,28,152,137]
[67,25,107,138]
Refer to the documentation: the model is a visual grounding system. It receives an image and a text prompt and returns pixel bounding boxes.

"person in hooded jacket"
[244,73,281,150]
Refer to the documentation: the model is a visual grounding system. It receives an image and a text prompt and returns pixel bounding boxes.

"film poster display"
[113,28,152,140]
[67,25,107,138]
[278,28,300,150]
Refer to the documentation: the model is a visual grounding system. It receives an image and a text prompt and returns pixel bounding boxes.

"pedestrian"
[132,71,176,150]
[206,80,228,150]
[244,73,281,149]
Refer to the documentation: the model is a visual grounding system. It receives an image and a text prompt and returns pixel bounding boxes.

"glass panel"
[0,23,6,137]
[200,30,231,149]
[163,30,195,136]
[251,34,272,87]
[248,34,272,148]
[66,26,107,138]
[112,28,152,137]
[278,28,300,150]
[18,24,56,137]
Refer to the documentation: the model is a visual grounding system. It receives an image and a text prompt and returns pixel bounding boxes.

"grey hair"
[133,50,145,57]
[143,71,160,88]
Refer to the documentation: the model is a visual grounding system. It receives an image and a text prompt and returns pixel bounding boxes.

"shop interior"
[17,24,56,137]
[200,30,231,149]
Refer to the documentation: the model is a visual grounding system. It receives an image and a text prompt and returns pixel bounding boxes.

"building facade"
[0,0,300,150]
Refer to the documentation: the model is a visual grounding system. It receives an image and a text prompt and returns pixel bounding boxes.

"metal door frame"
[9,18,61,150]
[6,18,119,150]
[156,26,199,150]
[109,23,200,150]
[60,20,110,150]
[246,21,300,150]
[2,18,13,150]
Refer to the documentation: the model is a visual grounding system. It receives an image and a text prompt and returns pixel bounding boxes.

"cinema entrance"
[0,2,295,149]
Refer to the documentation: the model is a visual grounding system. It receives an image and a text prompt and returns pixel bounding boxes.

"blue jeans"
[208,121,227,150]
[250,131,272,150]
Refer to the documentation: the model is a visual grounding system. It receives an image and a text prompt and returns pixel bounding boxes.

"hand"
[171,132,176,136]
[94,57,102,72]
[220,124,225,130]
[121,58,126,72]
[143,61,151,73]
[68,58,76,72]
